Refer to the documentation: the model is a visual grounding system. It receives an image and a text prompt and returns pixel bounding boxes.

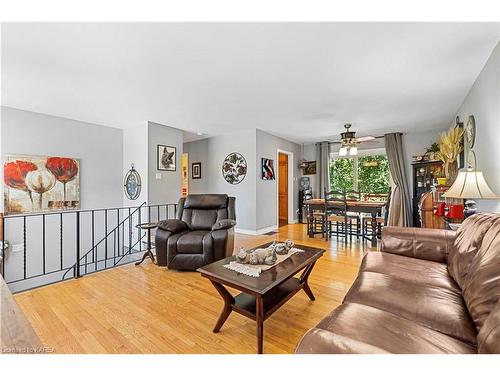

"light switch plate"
[11,243,24,253]
[156,173,162,179]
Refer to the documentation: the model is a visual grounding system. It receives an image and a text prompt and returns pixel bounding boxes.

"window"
[357,155,390,194]
[329,152,390,195]
[329,157,355,192]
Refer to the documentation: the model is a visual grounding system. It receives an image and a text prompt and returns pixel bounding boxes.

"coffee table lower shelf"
[232,277,302,321]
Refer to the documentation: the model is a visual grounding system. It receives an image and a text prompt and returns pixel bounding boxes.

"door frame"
[276,149,294,227]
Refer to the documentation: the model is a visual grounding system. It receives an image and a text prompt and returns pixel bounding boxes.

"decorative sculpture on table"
[236,240,295,265]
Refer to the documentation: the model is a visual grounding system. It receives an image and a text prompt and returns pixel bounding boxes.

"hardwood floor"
[14,224,373,354]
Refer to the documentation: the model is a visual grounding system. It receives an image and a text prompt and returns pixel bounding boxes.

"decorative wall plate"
[222,152,247,185]
[124,163,142,200]
[466,115,476,149]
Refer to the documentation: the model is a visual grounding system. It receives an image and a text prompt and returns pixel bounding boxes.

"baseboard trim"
[235,225,279,236]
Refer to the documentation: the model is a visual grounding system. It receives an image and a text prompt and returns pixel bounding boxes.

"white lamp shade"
[350,146,358,156]
[443,170,499,199]
[339,147,348,156]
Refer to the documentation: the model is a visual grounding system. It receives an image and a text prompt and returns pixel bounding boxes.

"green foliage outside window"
[358,155,390,194]
[329,158,354,192]
[329,155,390,194]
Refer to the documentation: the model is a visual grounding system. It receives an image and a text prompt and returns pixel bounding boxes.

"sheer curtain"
[316,142,331,198]
[384,133,412,226]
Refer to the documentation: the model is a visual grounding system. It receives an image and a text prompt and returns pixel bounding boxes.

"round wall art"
[222,152,247,185]
[124,163,142,200]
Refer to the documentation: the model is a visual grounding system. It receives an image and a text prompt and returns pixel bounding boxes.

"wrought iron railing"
[1,203,177,293]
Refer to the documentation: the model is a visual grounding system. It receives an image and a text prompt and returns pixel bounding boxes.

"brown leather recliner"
[296,213,500,354]
[155,194,236,270]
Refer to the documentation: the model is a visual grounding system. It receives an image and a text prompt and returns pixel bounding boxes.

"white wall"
[1,107,124,291]
[184,129,257,232]
[402,128,446,193]
[184,129,302,233]
[256,129,301,230]
[455,41,500,213]
[302,143,318,197]
[183,138,209,194]
[1,106,124,210]
[147,121,183,205]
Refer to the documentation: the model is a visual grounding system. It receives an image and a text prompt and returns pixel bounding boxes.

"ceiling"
[2,22,499,144]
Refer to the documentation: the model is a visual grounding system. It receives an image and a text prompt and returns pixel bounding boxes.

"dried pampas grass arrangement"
[437,127,464,178]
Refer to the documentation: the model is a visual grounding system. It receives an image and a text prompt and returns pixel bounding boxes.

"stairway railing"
[1,202,177,293]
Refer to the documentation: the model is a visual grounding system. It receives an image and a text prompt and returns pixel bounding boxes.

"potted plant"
[425,142,440,161]
[436,127,464,182]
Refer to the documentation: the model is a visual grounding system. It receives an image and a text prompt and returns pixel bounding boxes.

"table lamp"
[443,151,499,217]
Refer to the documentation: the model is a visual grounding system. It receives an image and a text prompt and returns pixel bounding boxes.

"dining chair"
[307,203,325,237]
[324,190,359,241]
[362,187,392,241]
[345,189,362,237]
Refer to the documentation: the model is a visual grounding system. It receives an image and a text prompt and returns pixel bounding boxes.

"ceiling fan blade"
[356,136,376,142]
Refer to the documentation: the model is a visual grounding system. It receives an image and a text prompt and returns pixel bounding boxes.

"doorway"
[278,152,288,227]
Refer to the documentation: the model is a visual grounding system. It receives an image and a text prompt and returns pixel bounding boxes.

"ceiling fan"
[330,123,381,156]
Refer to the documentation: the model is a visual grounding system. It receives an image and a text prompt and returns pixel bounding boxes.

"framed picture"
[192,162,201,179]
[303,161,317,175]
[4,154,80,215]
[261,158,275,180]
[157,145,176,171]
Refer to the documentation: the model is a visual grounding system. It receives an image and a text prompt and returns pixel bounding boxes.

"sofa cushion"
[460,216,500,332]
[361,252,460,292]
[448,214,499,289]
[296,303,476,354]
[478,299,500,353]
[343,271,477,345]
[176,230,211,254]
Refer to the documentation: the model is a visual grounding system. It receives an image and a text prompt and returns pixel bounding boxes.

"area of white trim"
[235,225,279,236]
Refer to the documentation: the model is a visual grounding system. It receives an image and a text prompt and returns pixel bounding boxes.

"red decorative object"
[45,157,79,201]
[446,204,465,220]
[433,202,446,217]
[4,160,37,191]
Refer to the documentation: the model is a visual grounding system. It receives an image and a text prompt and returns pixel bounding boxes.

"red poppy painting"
[3,155,80,215]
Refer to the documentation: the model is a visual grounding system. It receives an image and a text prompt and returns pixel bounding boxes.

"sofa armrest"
[211,219,236,231]
[157,219,189,234]
[380,226,456,263]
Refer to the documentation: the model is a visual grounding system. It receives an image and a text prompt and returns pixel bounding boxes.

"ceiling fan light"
[339,147,348,156]
[350,146,358,156]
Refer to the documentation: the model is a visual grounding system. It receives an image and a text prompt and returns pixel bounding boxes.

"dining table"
[304,198,386,248]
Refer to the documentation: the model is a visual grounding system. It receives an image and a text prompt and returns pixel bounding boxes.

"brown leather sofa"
[296,213,500,354]
[155,194,236,270]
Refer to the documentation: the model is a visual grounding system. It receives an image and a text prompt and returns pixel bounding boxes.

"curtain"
[384,133,412,227]
[316,141,330,198]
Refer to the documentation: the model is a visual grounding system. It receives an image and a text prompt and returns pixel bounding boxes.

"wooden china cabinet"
[412,161,443,227]
[412,160,463,229]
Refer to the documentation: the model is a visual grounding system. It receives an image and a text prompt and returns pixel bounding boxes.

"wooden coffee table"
[197,242,324,354]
